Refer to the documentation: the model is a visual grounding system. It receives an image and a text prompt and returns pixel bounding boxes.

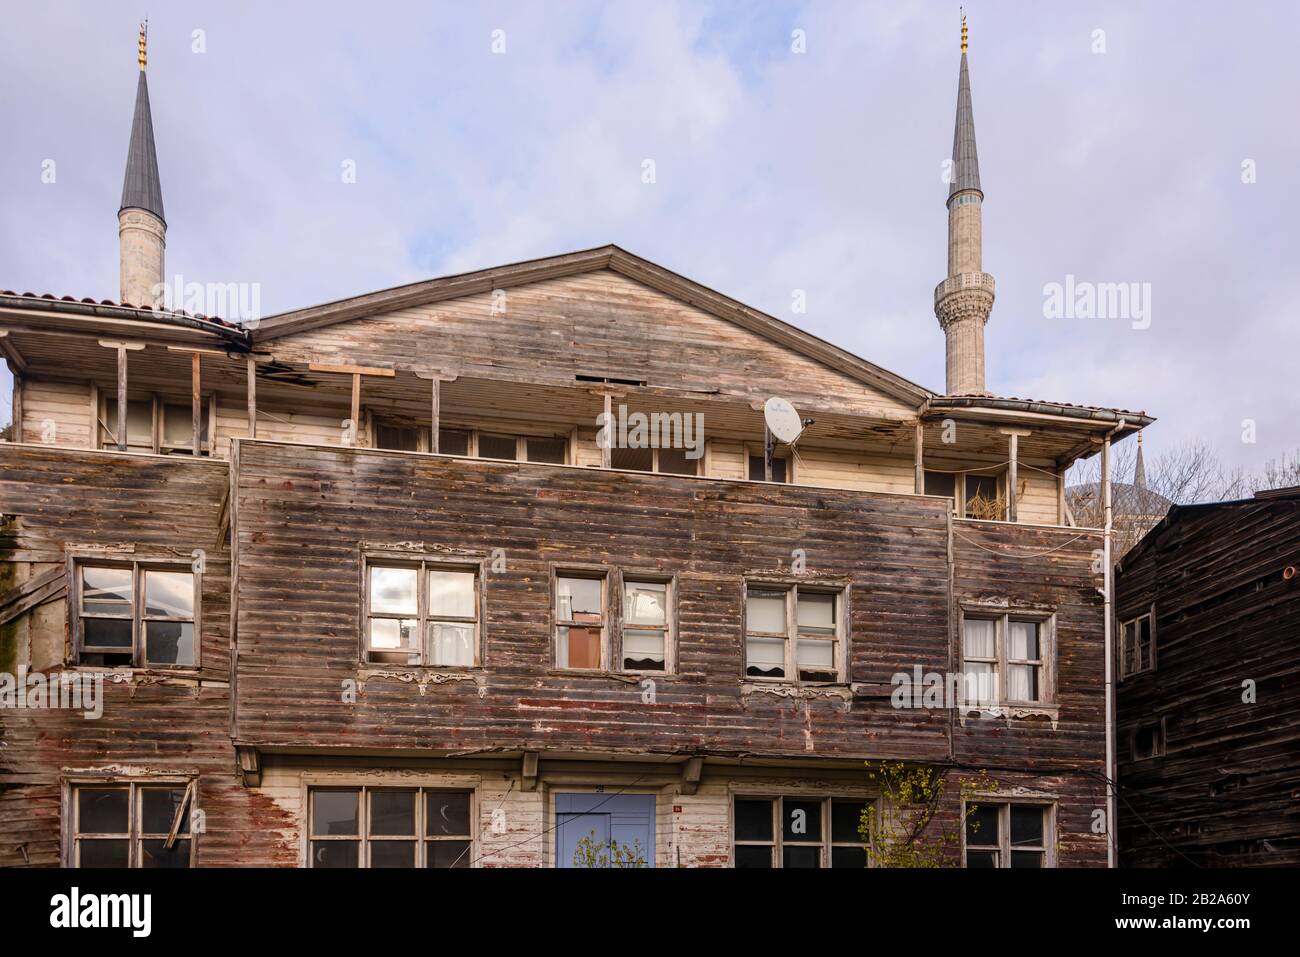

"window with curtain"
[961,612,1053,707]
[745,585,844,683]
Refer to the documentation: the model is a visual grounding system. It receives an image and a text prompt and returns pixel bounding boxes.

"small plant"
[858,761,996,867]
[572,829,647,868]
[965,490,1006,521]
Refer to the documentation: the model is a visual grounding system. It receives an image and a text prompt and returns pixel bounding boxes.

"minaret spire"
[118,20,167,308]
[1133,432,1147,489]
[934,12,995,394]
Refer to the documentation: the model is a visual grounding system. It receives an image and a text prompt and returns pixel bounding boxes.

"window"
[100,394,213,455]
[1131,720,1165,761]
[744,585,844,683]
[622,579,670,672]
[555,574,605,670]
[75,561,197,668]
[1120,612,1155,676]
[611,445,699,476]
[963,472,1004,520]
[308,787,473,868]
[747,451,790,483]
[965,803,1051,868]
[72,782,194,867]
[372,425,566,464]
[439,429,470,455]
[733,796,869,868]
[365,560,479,667]
[374,421,424,452]
[924,470,956,502]
[961,612,1053,706]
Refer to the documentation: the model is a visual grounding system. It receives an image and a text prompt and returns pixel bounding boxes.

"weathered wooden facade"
[0,25,1154,868]
[0,247,1150,868]
[1115,487,1300,867]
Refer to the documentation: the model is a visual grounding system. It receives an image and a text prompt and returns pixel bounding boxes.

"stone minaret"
[118,22,166,308]
[934,15,995,395]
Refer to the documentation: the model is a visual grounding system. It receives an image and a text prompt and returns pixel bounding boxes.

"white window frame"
[70,556,201,669]
[743,582,848,684]
[362,555,483,668]
[553,567,610,672]
[99,391,216,456]
[960,609,1055,707]
[618,573,675,674]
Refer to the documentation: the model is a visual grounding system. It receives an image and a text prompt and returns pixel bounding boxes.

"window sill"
[64,664,208,682]
[741,681,852,701]
[545,669,676,681]
[958,703,1060,729]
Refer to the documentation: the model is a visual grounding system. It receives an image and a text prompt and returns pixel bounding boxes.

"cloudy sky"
[1,1,1295,474]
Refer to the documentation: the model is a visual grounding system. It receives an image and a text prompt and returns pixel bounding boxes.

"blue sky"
[1,1,1296,473]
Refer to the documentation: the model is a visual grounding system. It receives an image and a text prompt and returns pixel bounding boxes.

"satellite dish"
[763,397,804,444]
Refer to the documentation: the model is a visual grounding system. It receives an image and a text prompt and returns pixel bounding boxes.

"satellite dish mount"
[762,397,812,482]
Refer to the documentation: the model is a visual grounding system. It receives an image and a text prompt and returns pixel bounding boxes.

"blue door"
[556,793,655,868]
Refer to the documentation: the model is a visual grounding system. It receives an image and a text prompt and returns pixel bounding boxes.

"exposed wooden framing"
[246,357,257,438]
[116,346,128,450]
[430,378,440,453]
[349,373,361,445]
[681,756,704,796]
[914,420,924,494]
[999,428,1030,524]
[1057,469,1066,526]
[521,752,539,792]
[236,746,262,788]
[0,565,66,628]
[191,352,202,456]
[0,330,29,374]
[308,362,395,378]
[601,392,612,469]
[10,372,22,441]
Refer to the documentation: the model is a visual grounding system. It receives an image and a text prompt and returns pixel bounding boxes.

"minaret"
[1133,432,1147,489]
[118,21,166,308]
[934,14,995,395]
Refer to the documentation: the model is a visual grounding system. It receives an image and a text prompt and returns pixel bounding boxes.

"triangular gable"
[251,245,932,408]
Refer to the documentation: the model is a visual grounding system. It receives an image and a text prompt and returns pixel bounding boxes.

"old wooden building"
[0,23,1151,868]
[1115,486,1300,867]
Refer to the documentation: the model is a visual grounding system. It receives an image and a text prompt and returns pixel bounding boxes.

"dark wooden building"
[0,25,1152,868]
[1115,486,1300,867]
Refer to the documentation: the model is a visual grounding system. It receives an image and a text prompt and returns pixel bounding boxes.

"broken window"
[101,394,213,455]
[72,782,193,868]
[556,574,605,670]
[365,560,479,667]
[1120,612,1155,676]
[745,585,844,683]
[76,561,197,668]
[733,796,869,868]
[965,803,1050,868]
[963,472,1004,520]
[747,452,789,483]
[611,445,698,476]
[308,787,472,868]
[622,579,669,672]
[1131,721,1165,761]
[961,612,1053,706]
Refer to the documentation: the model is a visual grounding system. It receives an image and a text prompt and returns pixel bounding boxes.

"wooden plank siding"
[0,444,297,867]
[1115,494,1300,867]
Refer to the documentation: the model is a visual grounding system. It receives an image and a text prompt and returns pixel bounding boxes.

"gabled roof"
[250,244,933,406]
[120,71,165,223]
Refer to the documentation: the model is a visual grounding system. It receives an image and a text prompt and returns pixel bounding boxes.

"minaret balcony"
[934,272,996,308]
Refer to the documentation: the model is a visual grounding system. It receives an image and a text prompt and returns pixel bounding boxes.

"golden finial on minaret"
[138,20,148,71]
[961,10,968,54]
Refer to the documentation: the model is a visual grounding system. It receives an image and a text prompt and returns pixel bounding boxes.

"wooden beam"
[246,357,257,438]
[10,373,22,441]
[116,345,127,450]
[521,751,539,792]
[350,373,361,447]
[0,566,66,628]
[601,393,612,469]
[236,746,261,788]
[1007,432,1018,523]
[308,362,395,377]
[0,331,28,374]
[191,352,202,457]
[680,756,704,796]
[430,377,440,453]
[914,421,924,494]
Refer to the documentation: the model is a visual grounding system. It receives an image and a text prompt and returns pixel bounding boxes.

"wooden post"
[10,373,22,442]
[116,345,128,451]
[191,352,202,456]
[763,427,774,482]
[601,393,612,469]
[1006,432,1018,523]
[246,357,257,438]
[914,421,924,494]
[350,373,361,447]
[1057,468,1066,526]
[430,377,440,453]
